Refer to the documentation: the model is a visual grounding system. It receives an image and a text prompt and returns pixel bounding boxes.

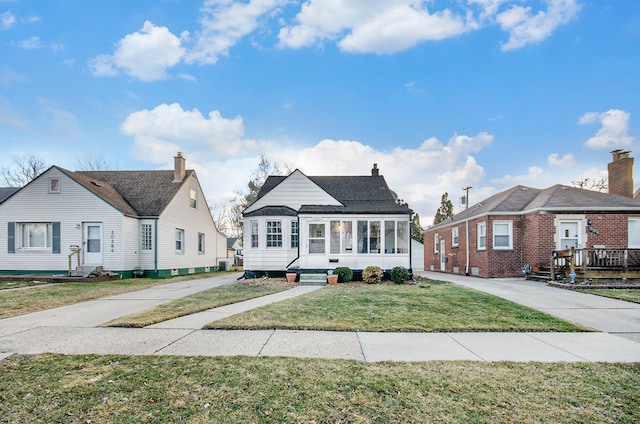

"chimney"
[608,149,633,197]
[173,152,186,182]
[371,163,379,176]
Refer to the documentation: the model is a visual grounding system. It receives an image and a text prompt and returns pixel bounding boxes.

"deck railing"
[550,247,640,281]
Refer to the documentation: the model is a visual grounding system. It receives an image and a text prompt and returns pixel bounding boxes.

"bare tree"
[571,176,608,192]
[75,153,116,171]
[1,154,48,187]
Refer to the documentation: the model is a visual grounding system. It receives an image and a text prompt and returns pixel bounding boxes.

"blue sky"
[1,0,639,224]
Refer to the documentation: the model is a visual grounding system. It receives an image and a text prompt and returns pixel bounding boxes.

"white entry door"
[559,221,580,250]
[83,223,103,265]
[440,240,446,271]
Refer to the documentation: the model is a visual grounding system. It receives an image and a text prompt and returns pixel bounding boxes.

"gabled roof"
[431,184,640,230]
[250,171,412,215]
[54,167,194,217]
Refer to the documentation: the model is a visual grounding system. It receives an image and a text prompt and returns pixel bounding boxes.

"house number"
[111,231,115,253]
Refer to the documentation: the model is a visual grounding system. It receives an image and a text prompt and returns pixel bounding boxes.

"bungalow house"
[424,150,640,279]
[0,153,227,278]
[242,165,413,278]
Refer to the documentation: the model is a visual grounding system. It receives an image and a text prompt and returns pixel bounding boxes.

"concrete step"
[298,273,327,286]
[70,266,99,277]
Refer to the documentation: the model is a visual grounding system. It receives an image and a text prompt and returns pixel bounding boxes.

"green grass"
[206,281,588,332]
[0,272,235,320]
[104,282,289,328]
[578,288,640,304]
[0,280,51,290]
[0,354,638,423]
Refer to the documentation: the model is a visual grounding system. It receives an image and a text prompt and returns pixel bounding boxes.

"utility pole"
[462,186,472,210]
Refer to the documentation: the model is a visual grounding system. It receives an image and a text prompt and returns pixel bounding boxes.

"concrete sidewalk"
[1,271,640,363]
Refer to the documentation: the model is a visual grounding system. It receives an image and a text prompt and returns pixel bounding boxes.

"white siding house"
[0,153,227,278]
[242,166,413,278]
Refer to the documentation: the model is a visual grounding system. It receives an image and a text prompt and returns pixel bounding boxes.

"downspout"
[465,219,470,275]
[285,216,301,270]
[409,216,413,273]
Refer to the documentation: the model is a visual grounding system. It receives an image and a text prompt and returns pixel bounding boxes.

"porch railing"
[550,247,640,281]
[68,245,81,275]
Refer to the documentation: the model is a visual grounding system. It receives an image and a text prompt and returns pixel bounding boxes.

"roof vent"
[90,181,101,187]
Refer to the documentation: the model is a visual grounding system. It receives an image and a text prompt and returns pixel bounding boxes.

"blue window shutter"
[52,222,61,254]
[8,222,15,253]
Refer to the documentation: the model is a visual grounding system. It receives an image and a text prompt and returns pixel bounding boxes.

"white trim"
[492,220,513,250]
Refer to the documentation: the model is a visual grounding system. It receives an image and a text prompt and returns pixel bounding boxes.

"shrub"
[390,266,410,284]
[333,267,353,283]
[362,266,383,284]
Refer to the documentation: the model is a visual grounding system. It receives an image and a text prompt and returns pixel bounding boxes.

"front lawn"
[0,272,236,320]
[104,281,290,328]
[0,354,638,423]
[206,281,588,332]
[578,288,640,304]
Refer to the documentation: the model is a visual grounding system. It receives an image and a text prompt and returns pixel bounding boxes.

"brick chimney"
[371,163,379,176]
[608,149,633,197]
[173,152,186,182]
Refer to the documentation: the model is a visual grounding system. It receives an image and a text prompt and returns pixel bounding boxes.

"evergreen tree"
[433,192,454,225]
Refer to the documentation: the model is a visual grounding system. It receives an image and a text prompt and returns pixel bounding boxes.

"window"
[357,221,380,254]
[49,178,60,193]
[250,221,258,248]
[477,222,486,250]
[451,227,459,247]
[175,229,184,252]
[330,220,353,254]
[20,223,52,248]
[384,221,409,253]
[434,233,439,253]
[309,223,325,253]
[141,224,153,251]
[189,188,197,209]
[493,221,512,249]
[266,220,282,248]
[198,232,205,253]
[291,221,299,248]
[629,218,640,248]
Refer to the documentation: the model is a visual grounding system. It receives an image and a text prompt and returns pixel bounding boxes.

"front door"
[440,240,446,271]
[559,220,580,250]
[83,223,103,265]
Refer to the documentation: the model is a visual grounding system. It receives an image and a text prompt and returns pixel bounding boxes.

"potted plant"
[326,270,338,285]
[286,272,297,283]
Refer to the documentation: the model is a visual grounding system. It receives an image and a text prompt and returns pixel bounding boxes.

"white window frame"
[629,218,640,248]
[493,220,513,250]
[250,221,259,248]
[434,233,439,253]
[309,223,326,254]
[477,222,486,250]
[19,222,53,249]
[175,228,185,253]
[266,220,282,248]
[141,224,153,251]
[452,227,459,247]
[48,178,60,193]
[198,232,205,254]
[189,188,197,209]
[291,221,299,248]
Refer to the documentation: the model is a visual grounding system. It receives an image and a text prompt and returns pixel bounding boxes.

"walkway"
[1,271,640,363]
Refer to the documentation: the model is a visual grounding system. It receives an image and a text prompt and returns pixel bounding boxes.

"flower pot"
[286,272,297,283]
[327,275,338,285]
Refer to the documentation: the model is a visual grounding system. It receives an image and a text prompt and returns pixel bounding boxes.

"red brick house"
[424,151,640,278]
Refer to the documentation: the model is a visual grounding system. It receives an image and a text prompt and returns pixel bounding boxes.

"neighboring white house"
[0,153,227,278]
[242,165,413,277]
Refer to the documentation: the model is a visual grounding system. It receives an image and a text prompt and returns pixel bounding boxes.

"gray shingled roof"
[431,184,640,230]
[56,167,193,217]
[252,173,412,215]
[0,187,19,204]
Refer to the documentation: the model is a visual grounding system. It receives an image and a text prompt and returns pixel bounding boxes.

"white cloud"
[121,103,267,163]
[497,0,581,51]
[89,21,185,81]
[186,0,286,64]
[278,0,470,54]
[579,109,635,149]
[16,36,44,49]
[38,99,83,141]
[1,11,15,29]
[548,152,575,166]
[491,166,545,185]
[0,96,29,129]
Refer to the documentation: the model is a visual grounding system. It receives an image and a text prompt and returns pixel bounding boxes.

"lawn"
[0,354,638,423]
[206,281,588,332]
[0,272,236,320]
[578,288,640,304]
[104,281,290,328]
